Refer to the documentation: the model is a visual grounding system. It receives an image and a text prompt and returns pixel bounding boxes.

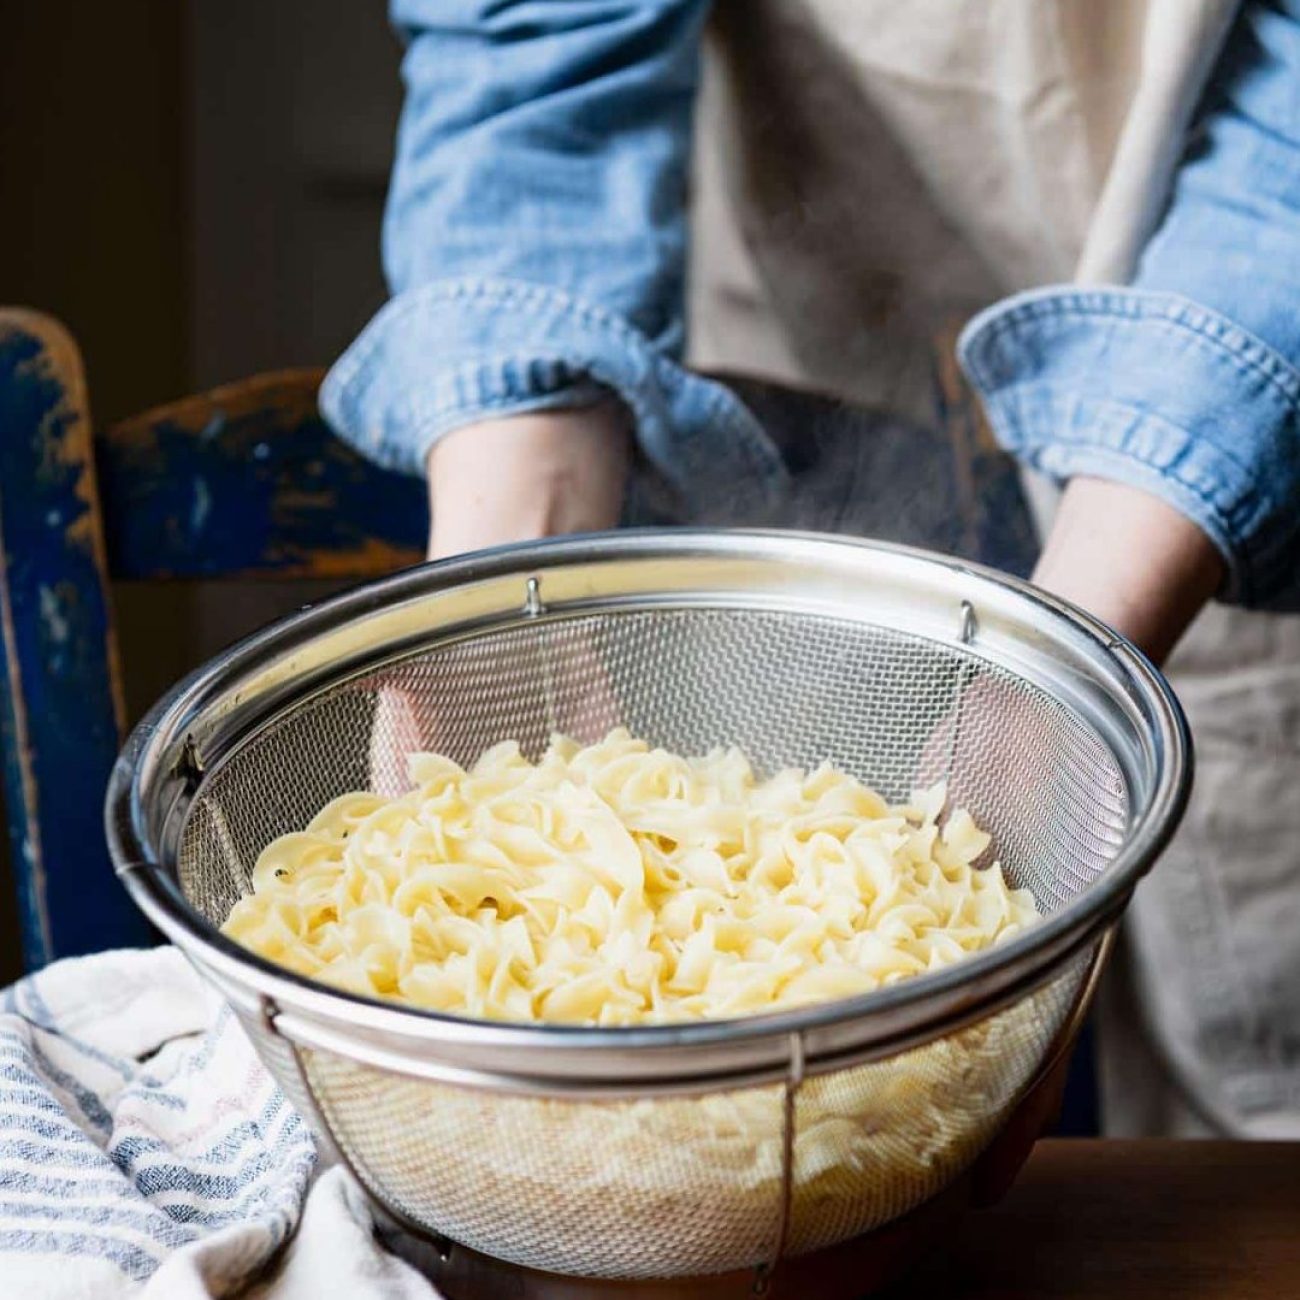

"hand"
[368,403,631,792]
[1032,477,1225,665]
[367,630,624,795]
[425,401,632,560]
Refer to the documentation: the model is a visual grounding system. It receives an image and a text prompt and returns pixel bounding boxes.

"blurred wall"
[0,3,188,424]
[187,0,399,386]
[0,1,405,980]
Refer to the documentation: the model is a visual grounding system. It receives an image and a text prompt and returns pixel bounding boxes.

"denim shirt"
[322,0,1300,610]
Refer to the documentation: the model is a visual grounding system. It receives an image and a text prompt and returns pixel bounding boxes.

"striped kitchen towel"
[0,947,437,1299]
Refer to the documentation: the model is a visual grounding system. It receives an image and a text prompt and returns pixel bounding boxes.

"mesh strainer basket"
[106,531,1190,1293]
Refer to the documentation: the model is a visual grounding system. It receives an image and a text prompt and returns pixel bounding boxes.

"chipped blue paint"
[38,587,70,645]
[0,324,152,967]
[189,477,212,536]
[98,408,425,578]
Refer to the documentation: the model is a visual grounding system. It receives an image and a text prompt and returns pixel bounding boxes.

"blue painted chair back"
[0,309,425,966]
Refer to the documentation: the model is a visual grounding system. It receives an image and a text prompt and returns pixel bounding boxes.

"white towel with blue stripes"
[0,947,439,1299]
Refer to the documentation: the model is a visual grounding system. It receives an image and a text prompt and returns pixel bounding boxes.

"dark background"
[0,1,406,979]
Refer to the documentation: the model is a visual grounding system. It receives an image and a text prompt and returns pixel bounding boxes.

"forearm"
[1032,478,1224,664]
[960,2,1300,616]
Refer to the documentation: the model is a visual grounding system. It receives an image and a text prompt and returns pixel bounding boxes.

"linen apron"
[686,0,1300,1137]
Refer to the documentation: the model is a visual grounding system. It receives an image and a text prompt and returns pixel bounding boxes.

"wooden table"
[891,1140,1300,1298]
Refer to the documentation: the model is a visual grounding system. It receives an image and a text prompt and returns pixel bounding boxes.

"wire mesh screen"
[786,955,1087,1256]
[299,1050,788,1278]
[228,955,1089,1278]
[179,608,1128,921]
[175,605,1127,1277]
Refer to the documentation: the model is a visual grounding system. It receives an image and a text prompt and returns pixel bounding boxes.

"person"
[322,0,1300,1137]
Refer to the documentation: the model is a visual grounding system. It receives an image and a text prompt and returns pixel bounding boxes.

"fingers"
[364,620,625,798]
[368,687,428,797]
[916,666,1056,791]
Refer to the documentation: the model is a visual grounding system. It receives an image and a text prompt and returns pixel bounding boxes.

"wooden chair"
[0,308,426,967]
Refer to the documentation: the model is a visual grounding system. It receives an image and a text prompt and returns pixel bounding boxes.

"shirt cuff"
[320,276,787,509]
[959,287,1300,610]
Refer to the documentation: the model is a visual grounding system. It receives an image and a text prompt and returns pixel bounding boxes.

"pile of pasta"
[222,728,1039,1023]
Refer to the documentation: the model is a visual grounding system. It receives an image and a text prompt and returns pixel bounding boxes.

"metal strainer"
[106,531,1190,1290]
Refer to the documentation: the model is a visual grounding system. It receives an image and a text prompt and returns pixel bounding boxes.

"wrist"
[1032,477,1224,664]
[426,402,631,560]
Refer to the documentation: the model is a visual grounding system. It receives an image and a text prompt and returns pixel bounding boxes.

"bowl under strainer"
[106,530,1190,1285]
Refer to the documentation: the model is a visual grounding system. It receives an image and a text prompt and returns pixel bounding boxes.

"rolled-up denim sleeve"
[960,1,1300,610]
[321,0,784,504]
